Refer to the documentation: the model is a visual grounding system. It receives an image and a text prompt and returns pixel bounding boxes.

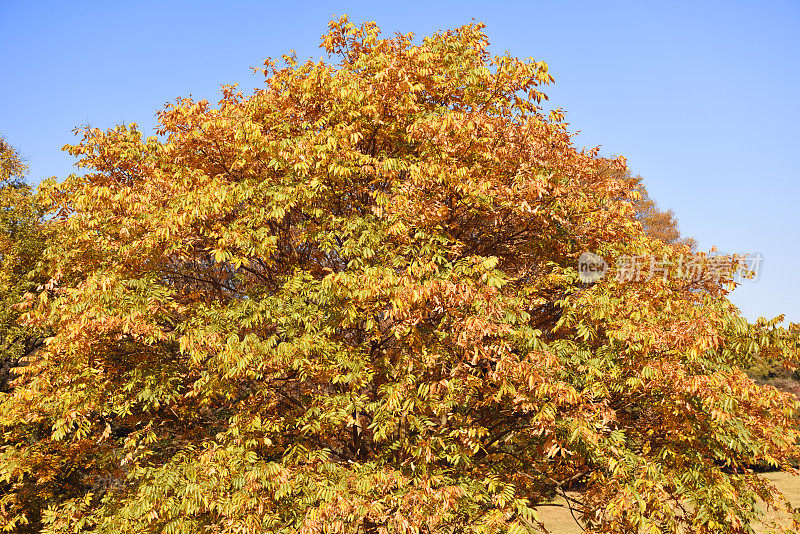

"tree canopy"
[0,135,49,392]
[1,17,799,534]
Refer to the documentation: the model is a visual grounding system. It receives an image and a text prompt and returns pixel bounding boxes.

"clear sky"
[2,0,798,324]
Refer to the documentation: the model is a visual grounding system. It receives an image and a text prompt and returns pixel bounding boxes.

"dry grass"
[752,471,800,534]
[532,473,800,533]
[533,498,583,534]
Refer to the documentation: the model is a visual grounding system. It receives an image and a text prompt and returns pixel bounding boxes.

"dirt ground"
[533,471,800,533]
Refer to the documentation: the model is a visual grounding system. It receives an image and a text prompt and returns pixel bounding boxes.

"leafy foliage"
[0,135,49,390]
[2,18,800,534]
[0,135,53,531]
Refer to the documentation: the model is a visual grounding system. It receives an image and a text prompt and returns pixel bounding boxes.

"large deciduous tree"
[2,17,799,534]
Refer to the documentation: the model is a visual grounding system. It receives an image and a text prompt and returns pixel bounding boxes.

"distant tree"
[0,136,27,183]
[2,17,799,534]
[0,135,49,392]
[598,165,694,250]
[630,174,695,250]
[0,135,53,532]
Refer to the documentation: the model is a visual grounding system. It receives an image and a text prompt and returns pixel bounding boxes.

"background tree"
[0,135,49,391]
[598,164,694,250]
[2,18,799,534]
[630,174,695,250]
[0,135,53,531]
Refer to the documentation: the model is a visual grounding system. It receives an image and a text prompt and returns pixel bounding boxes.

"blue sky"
[2,0,798,324]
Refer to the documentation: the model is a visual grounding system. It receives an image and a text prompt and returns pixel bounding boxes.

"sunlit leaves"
[2,16,800,534]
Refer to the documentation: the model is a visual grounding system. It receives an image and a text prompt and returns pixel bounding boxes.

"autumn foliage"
[2,17,800,534]
[0,136,49,393]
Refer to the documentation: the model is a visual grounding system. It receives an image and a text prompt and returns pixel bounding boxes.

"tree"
[0,136,49,390]
[596,165,694,250]
[630,174,695,250]
[0,135,53,531]
[2,17,799,533]
[0,134,32,393]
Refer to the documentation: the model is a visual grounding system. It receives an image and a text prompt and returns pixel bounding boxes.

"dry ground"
[533,472,800,533]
